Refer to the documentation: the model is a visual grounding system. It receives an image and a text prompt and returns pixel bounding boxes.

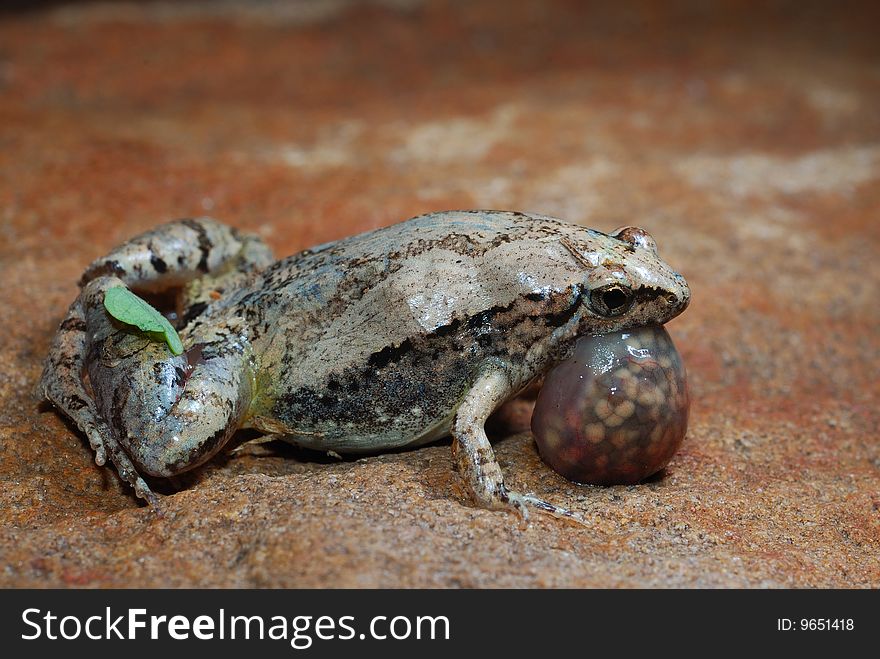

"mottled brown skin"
[532,324,689,485]
[39,211,690,518]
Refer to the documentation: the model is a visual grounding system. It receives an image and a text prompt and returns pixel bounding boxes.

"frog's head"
[569,226,690,333]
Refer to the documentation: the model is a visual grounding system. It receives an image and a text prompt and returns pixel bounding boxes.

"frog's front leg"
[453,367,585,523]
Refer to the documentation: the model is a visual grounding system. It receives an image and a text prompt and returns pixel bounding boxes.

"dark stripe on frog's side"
[271,285,584,437]
[365,285,582,373]
[367,338,415,371]
[526,285,585,328]
[275,340,474,434]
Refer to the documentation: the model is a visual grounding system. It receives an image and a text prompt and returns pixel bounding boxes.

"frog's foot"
[455,468,588,526]
[41,275,253,509]
[452,368,589,526]
[519,493,587,526]
[102,430,162,510]
[74,405,160,509]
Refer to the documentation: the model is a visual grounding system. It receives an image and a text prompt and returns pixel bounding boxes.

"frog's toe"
[495,487,589,526]
[133,480,162,513]
[96,432,161,510]
[110,450,162,515]
[519,492,589,526]
[499,488,530,520]
[83,429,107,466]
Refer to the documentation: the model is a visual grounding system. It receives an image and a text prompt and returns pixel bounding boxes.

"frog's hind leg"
[41,275,255,507]
[80,217,273,290]
[79,216,274,325]
[41,217,269,507]
[39,286,161,506]
[452,367,587,525]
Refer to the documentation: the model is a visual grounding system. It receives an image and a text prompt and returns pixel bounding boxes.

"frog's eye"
[589,284,633,317]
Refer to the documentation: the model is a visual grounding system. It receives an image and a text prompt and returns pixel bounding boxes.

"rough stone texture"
[1,0,878,588]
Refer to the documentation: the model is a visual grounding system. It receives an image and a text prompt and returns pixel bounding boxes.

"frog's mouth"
[636,282,690,323]
[598,279,690,333]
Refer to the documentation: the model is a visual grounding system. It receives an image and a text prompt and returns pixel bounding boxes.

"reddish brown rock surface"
[1,0,878,587]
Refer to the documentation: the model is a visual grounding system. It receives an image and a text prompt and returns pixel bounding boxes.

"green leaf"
[103,287,184,355]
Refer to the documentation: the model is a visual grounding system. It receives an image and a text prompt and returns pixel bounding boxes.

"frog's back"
[237,210,590,343]
[235,210,595,450]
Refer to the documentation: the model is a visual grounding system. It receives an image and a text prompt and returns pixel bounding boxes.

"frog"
[39,210,690,519]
